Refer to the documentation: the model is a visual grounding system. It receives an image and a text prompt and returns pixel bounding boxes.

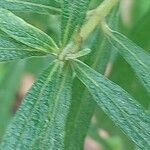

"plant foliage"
[0,0,149,149]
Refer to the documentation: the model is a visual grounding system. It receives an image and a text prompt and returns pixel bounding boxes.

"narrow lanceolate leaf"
[18,0,61,8]
[107,31,150,93]
[0,49,46,62]
[0,0,61,15]
[65,78,96,150]
[0,61,73,150]
[61,0,90,46]
[72,60,150,150]
[65,32,112,150]
[0,8,58,53]
[0,31,47,61]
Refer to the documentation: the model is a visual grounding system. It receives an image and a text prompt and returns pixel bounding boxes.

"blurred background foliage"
[0,0,149,150]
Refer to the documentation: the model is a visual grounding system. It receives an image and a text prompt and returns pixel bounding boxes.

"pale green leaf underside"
[0,8,58,53]
[0,0,61,15]
[61,0,90,46]
[72,60,150,150]
[0,61,72,150]
[107,31,150,93]
[0,31,47,61]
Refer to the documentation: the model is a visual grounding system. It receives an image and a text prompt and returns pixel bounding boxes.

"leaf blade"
[0,0,61,15]
[65,31,112,150]
[107,31,150,93]
[0,31,47,61]
[61,0,90,46]
[64,77,96,150]
[0,61,73,149]
[72,60,150,150]
[0,49,46,62]
[0,8,58,53]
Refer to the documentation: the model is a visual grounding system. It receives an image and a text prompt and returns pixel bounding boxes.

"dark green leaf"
[72,60,150,150]
[0,49,46,62]
[0,31,47,61]
[64,30,112,149]
[0,0,61,15]
[65,78,96,150]
[0,61,73,149]
[0,8,58,53]
[107,31,150,93]
[61,0,90,46]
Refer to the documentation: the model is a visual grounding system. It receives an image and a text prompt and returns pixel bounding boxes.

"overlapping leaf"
[65,78,96,150]
[61,0,90,46]
[65,31,112,149]
[0,8,58,53]
[0,61,73,150]
[72,60,150,150]
[0,0,61,15]
[0,31,47,61]
[107,31,150,93]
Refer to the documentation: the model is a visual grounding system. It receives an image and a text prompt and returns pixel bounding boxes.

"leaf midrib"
[42,67,69,149]
[62,1,76,45]
[28,64,67,149]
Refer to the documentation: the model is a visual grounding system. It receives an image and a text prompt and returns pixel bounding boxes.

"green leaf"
[107,31,150,93]
[65,30,113,149]
[64,31,108,149]
[0,61,73,149]
[0,31,47,61]
[72,60,150,150]
[61,0,90,46]
[0,0,61,15]
[0,8,58,53]
[65,78,96,150]
[21,0,61,7]
[0,49,46,62]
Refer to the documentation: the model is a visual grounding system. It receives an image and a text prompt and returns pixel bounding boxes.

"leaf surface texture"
[0,8,58,53]
[72,60,150,150]
[0,0,61,15]
[1,61,73,150]
[0,31,47,61]
[107,31,150,93]
[61,0,90,46]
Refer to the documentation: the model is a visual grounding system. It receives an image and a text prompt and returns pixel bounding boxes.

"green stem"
[100,20,113,35]
[59,0,119,59]
[80,0,119,40]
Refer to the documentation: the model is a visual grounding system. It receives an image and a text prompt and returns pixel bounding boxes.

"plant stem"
[80,0,119,40]
[100,20,112,35]
[60,0,119,58]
